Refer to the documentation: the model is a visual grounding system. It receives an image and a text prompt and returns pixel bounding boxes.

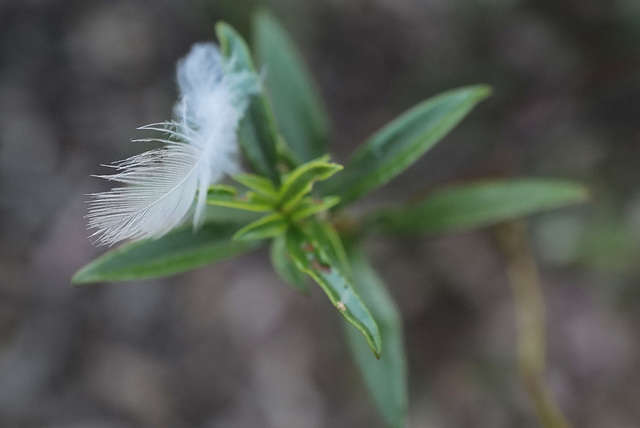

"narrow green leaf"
[247,191,278,208]
[254,11,330,163]
[286,226,382,357]
[374,179,589,235]
[289,196,341,221]
[207,192,273,212]
[233,212,288,241]
[279,158,343,210]
[72,222,261,284]
[344,245,407,428]
[321,85,491,207]
[207,185,237,197]
[270,234,309,294]
[216,22,281,185]
[204,204,262,224]
[233,173,279,201]
[306,219,351,278]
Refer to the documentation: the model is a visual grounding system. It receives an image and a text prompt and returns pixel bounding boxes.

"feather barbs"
[87,43,259,246]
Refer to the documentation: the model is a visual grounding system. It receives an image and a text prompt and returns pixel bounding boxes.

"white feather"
[87,43,259,246]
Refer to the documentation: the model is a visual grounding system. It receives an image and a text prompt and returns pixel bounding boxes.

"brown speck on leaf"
[302,242,315,252]
[311,259,332,274]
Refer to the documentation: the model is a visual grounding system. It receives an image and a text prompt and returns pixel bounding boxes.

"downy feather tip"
[87,43,259,246]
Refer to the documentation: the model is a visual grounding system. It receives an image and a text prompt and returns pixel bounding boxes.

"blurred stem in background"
[495,221,572,428]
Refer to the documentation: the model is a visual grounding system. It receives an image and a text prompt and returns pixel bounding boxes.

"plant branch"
[495,220,572,428]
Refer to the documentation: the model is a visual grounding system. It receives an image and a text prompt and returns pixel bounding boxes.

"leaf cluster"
[73,13,588,428]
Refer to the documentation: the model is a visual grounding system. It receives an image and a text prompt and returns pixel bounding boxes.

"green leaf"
[270,234,309,294]
[233,173,279,201]
[207,185,237,197]
[204,204,262,224]
[233,212,288,241]
[207,192,273,212]
[373,179,589,235]
[344,245,407,428]
[253,11,330,163]
[321,85,491,208]
[216,22,281,185]
[285,226,382,357]
[278,157,343,210]
[306,219,351,278]
[289,196,341,221]
[72,222,261,284]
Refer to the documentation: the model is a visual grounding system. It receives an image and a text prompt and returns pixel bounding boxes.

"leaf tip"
[373,345,383,360]
[214,21,240,54]
[253,7,273,26]
[70,268,94,286]
[472,84,493,101]
[214,21,232,35]
[577,186,591,202]
[365,327,383,359]
[231,230,247,242]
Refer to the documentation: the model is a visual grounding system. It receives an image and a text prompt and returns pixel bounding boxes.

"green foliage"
[207,185,237,197]
[74,15,590,428]
[277,156,342,210]
[344,245,407,428]
[72,222,261,284]
[270,234,309,293]
[233,212,287,241]
[232,173,279,200]
[306,219,351,277]
[320,85,492,208]
[206,191,274,212]
[373,179,589,235]
[216,22,281,185]
[254,11,330,163]
[289,196,341,221]
[286,225,382,357]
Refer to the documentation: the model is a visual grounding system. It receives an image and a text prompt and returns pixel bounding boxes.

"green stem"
[495,221,572,428]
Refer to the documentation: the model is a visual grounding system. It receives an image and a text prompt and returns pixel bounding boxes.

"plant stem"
[495,221,572,428]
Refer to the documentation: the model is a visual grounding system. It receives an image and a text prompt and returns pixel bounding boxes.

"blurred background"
[1,0,639,426]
